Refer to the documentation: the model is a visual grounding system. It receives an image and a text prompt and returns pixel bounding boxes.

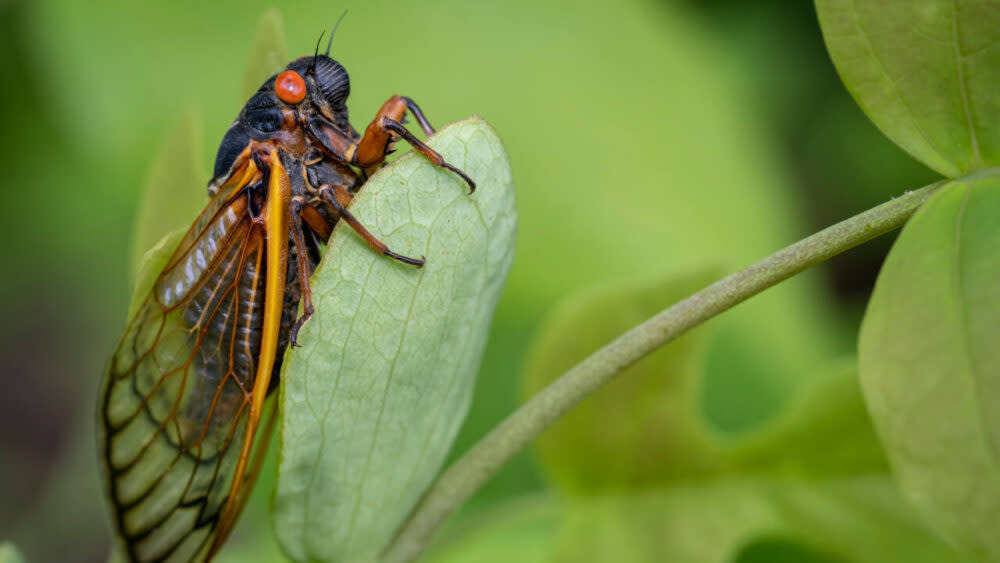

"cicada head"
[300,55,350,110]
[208,54,355,191]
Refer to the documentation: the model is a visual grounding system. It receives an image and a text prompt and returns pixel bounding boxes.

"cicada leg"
[289,197,318,347]
[400,96,436,135]
[318,184,426,267]
[352,95,476,193]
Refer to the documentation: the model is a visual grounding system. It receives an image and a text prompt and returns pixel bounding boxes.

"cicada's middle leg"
[287,186,424,345]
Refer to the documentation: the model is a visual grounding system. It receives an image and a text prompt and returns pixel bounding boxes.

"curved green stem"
[382,180,947,563]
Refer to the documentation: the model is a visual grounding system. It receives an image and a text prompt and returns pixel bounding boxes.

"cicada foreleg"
[352,95,476,193]
[318,184,426,267]
[289,197,318,347]
[400,96,436,136]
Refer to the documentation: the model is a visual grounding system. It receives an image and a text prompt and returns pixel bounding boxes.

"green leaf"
[552,477,966,563]
[426,476,966,563]
[273,117,516,562]
[523,273,890,494]
[127,228,185,319]
[0,543,25,563]
[816,0,1000,177]
[129,109,205,277]
[243,9,288,99]
[728,362,888,477]
[423,496,560,563]
[859,171,1000,560]
[519,303,957,562]
[523,272,722,492]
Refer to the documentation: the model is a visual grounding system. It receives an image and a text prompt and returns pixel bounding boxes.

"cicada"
[97,35,474,562]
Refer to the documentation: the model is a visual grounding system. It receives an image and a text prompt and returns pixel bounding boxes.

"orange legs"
[352,95,476,193]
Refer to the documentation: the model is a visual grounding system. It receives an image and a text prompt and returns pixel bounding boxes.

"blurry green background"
[0,0,943,561]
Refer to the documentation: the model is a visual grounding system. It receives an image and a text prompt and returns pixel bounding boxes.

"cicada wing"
[98,154,282,562]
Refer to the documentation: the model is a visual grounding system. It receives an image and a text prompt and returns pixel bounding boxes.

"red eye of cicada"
[275,70,306,104]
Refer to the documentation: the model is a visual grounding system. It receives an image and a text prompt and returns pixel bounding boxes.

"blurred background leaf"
[243,9,288,99]
[524,271,722,492]
[429,364,966,562]
[128,110,205,275]
[0,0,950,560]
[546,476,965,563]
[0,542,25,563]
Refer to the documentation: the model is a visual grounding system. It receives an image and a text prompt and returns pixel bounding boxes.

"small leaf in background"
[0,543,25,563]
[273,117,516,562]
[128,109,205,277]
[425,495,559,563]
[435,366,965,562]
[859,173,1000,560]
[127,228,185,319]
[242,9,288,99]
[816,0,1000,177]
[551,477,966,563]
[523,272,722,492]
[727,362,888,477]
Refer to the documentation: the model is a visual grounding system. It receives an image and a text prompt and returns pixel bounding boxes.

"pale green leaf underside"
[860,171,1000,559]
[816,0,1000,177]
[273,117,517,562]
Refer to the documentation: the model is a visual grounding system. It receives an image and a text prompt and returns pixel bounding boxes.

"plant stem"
[382,180,947,563]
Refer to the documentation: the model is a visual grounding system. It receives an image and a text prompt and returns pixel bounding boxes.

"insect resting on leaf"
[97,32,475,563]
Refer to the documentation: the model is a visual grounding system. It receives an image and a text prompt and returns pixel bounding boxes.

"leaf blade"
[816,0,1000,176]
[273,117,516,562]
[859,172,1000,559]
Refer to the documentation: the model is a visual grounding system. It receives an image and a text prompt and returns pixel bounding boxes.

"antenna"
[325,10,349,56]
[310,31,326,73]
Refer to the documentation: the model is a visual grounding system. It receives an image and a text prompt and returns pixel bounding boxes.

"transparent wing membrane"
[100,157,279,562]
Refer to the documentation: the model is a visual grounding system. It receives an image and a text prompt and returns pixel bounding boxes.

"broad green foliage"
[426,496,560,563]
[441,342,962,562]
[519,273,957,560]
[242,9,288,100]
[728,367,888,477]
[817,0,1000,177]
[0,543,25,563]
[128,110,205,277]
[548,477,966,563]
[860,173,1000,560]
[524,273,722,492]
[273,118,516,562]
[821,2,1000,557]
